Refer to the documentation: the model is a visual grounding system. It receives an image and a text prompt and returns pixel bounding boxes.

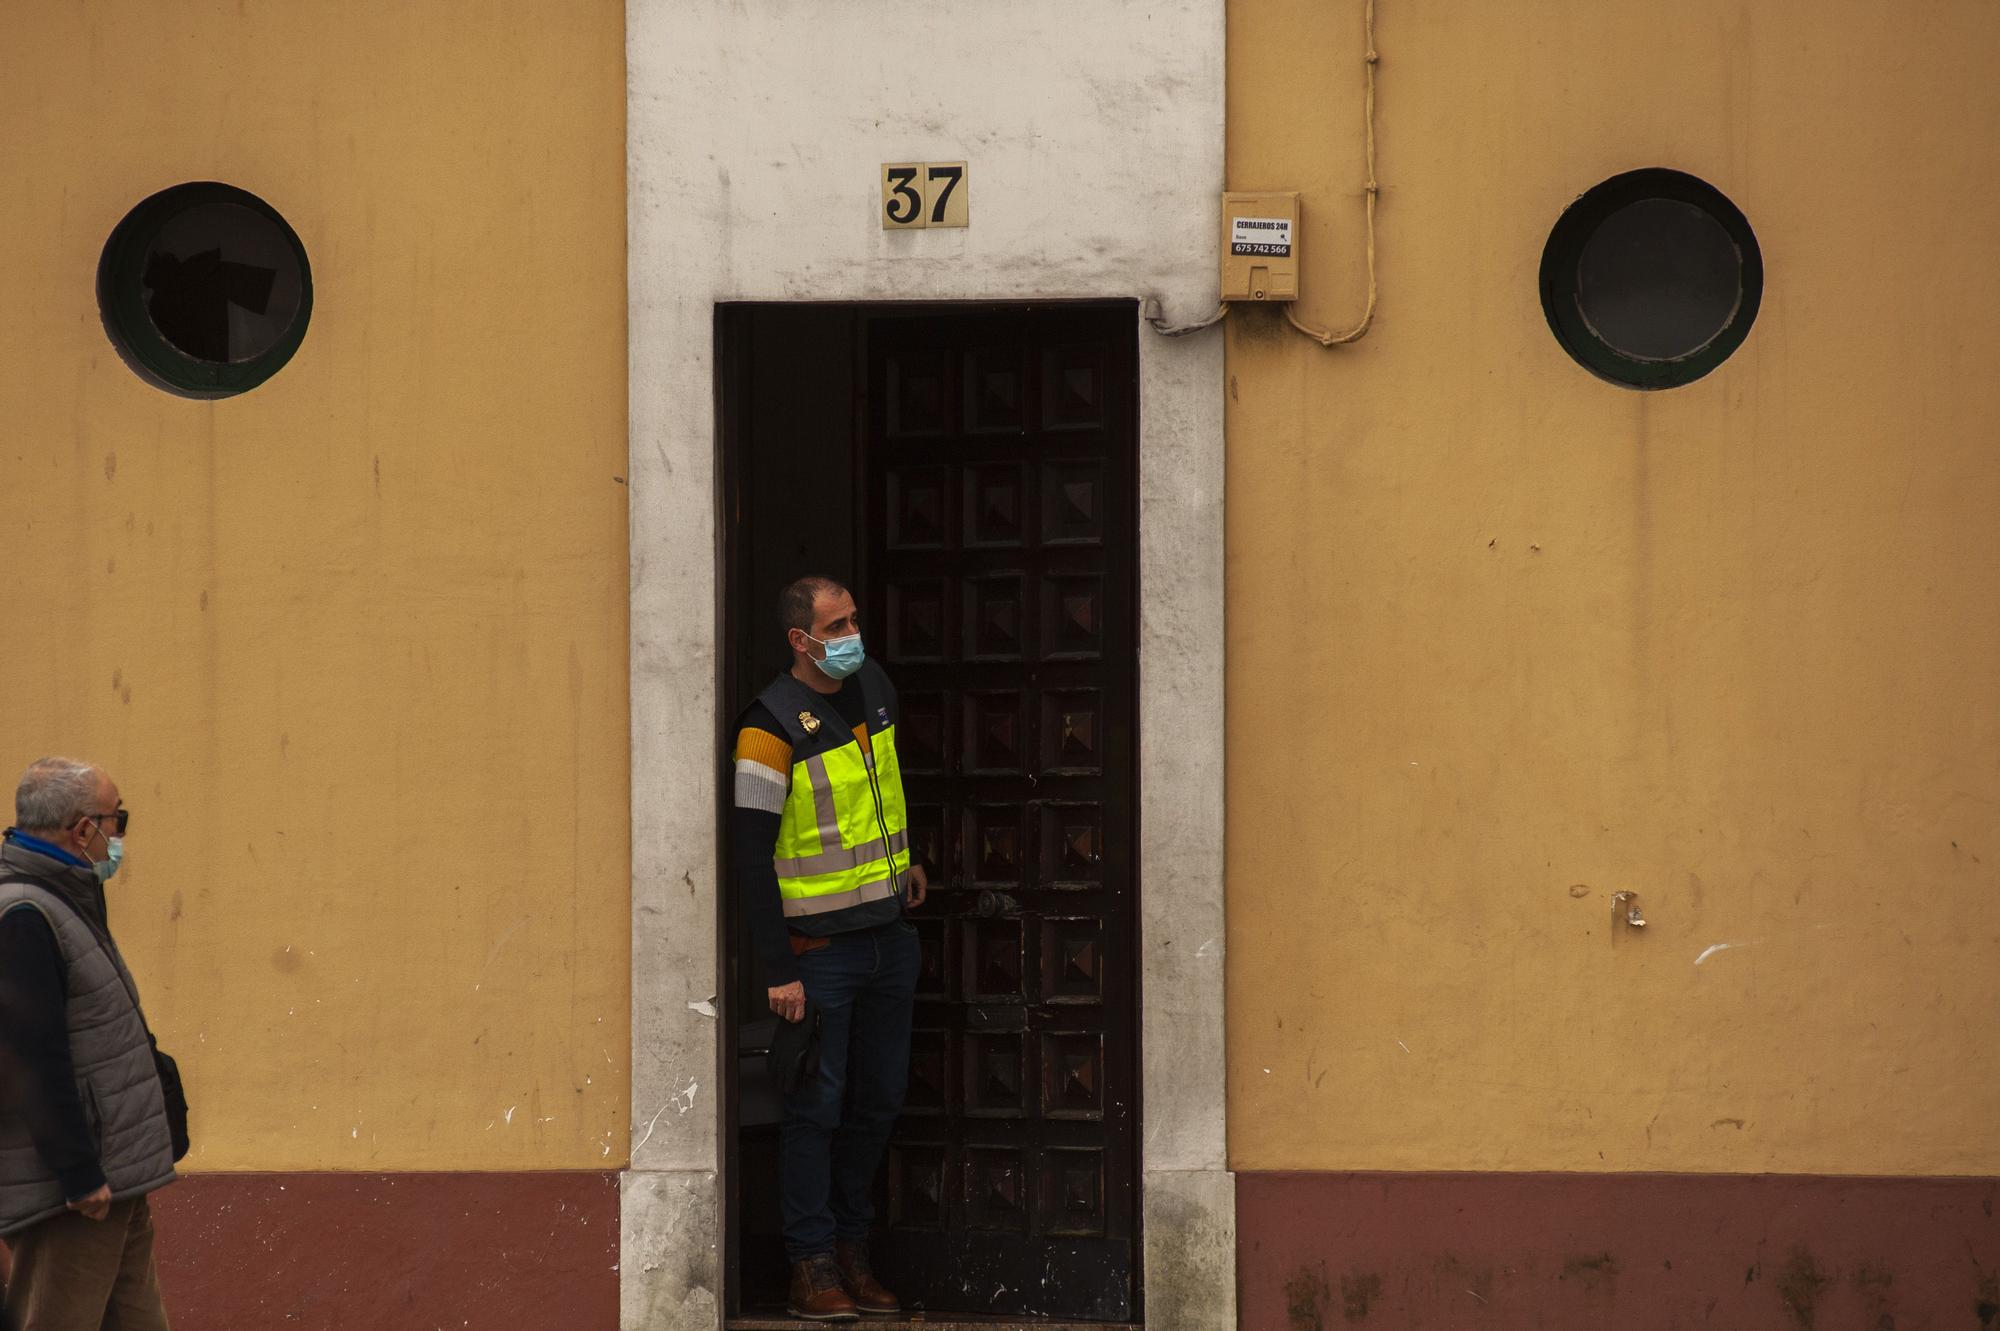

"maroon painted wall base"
[1238,1172,2000,1331]
[149,1171,618,1331]
[124,1169,2000,1327]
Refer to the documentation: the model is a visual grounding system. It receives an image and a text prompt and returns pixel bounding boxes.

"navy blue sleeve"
[0,906,105,1199]
[734,700,802,988]
[734,806,800,988]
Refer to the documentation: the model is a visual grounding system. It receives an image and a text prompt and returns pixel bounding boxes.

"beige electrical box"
[1221,191,1301,302]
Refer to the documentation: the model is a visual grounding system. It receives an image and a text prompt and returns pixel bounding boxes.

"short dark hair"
[778,575,849,642]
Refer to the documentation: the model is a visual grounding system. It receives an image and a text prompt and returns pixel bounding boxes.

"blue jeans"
[781,921,920,1260]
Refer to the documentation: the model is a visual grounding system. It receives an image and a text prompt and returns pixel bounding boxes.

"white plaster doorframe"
[623,4,1231,1328]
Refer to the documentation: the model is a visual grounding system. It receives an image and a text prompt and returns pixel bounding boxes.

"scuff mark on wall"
[1776,1247,1831,1329]
[1284,1262,1328,1331]
[1340,1270,1383,1321]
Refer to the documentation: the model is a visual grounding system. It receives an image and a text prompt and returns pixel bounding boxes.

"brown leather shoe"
[833,1238,900,1315]
[788,1255,860,1321]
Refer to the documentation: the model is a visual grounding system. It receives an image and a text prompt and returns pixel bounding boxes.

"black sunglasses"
[83,809,130,835]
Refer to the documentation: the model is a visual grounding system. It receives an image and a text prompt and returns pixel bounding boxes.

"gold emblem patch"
[798,711,820,735]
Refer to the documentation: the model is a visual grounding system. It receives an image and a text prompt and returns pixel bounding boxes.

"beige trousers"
[2,1197,170,1331]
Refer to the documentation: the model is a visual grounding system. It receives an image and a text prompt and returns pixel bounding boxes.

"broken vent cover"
[98,181,313,399]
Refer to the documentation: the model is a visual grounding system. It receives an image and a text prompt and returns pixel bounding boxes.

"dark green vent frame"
[97,182,313,399]
[1540,168,1761,391]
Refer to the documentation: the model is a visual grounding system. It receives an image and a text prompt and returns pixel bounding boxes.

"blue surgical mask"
[94,836,123,882]
[810,632,866,680]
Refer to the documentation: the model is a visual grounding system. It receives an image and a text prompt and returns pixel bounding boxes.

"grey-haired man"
[0,757,183,1331]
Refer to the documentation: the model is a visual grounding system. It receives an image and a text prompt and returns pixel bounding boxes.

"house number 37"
[881,162,969,230]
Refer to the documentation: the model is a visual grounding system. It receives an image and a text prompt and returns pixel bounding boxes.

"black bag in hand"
[766,999,822,1096]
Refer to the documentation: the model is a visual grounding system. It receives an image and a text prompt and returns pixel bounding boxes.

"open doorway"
[717,302,1143,1323]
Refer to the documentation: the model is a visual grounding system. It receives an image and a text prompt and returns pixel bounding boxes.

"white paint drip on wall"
[1694,942,1745,966]
[482,917,527,969]
[632,1101,672,1157]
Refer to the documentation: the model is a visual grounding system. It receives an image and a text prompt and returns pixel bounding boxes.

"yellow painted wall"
[0,2,630,1171]
[1225,0,2000,1174]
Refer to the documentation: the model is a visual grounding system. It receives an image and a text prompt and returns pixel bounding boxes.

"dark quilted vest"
[0,855,175,1235]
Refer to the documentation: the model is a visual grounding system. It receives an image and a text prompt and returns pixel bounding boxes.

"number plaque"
[881,161,969,230]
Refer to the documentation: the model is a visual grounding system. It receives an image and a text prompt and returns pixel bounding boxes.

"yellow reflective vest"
[755,663,910,931]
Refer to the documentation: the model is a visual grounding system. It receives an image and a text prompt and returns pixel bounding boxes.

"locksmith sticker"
[1230,216,1293,257]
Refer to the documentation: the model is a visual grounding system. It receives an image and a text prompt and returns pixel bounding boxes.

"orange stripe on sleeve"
[735,728,794,775]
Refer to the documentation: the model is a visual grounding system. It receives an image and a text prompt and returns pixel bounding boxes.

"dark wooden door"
[865,305,1140,1321]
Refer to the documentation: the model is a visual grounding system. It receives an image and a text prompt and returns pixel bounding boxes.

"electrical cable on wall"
[1143,298,1230,336]
[1147,0,1380,343]
[1289,0,1380,347]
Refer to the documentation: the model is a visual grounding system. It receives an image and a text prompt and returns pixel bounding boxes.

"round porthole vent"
[97,182,312,398]
[1540,168,1761,390]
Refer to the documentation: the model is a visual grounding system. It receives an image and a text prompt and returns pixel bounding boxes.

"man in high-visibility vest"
[733,575,929,1322]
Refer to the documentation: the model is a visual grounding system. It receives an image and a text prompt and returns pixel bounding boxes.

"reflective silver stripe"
[780,875,900,918]
[773,828,909,880]
[733,761,787,814]
[802,753,842,850]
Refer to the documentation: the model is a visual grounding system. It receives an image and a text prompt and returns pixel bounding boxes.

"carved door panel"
[866,306,1139,1320]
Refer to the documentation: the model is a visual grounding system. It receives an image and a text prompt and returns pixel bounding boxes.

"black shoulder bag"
[149,1037,190,1162]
